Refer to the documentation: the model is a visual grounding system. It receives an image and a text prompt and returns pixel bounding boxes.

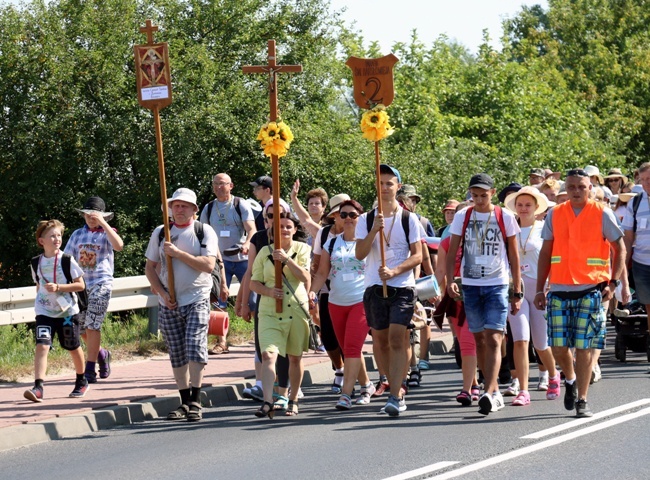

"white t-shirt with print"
[449,206,520,286]
[32,252,84,318]
[355,207,421,289]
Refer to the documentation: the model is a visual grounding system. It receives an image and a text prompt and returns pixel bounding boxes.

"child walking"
[24,220,88,402]
[64,196,123,383]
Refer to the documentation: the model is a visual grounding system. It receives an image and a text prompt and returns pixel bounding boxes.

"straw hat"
[618,192,637,203]
[604,168,628,184]
[505,186,549,215]
[327,193,351,217]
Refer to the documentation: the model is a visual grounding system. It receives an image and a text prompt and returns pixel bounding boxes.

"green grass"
[0,306,253,383]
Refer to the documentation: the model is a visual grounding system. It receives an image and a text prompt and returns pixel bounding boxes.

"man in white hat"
[145,188,219,422]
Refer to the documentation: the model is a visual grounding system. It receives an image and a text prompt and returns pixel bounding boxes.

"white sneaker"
[537,372,549,391]
[504,379,520,396]
[591,364,602,384]
[491,391,505,412]
[478,393,493,415]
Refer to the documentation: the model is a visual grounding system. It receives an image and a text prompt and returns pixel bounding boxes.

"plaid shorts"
[546,290,605,350]
[159,298,210,368]
[79,283,113,331]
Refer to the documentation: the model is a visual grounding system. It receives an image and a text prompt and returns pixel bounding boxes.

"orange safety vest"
[550,200,610,285]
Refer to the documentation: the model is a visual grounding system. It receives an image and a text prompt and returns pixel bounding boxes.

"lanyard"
[38,253,58,284]
[382,206,399,247]
[472,209,492,254]
[338,236,356,271]
[518,223,535,255]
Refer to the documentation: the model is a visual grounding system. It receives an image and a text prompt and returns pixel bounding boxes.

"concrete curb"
[1,335,453,452]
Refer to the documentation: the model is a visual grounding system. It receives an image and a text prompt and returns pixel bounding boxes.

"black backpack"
[366,208,411,241]
[632,193,643,233]
[31,253,88,312]
[158,222,222,300]
[204,196,261,227]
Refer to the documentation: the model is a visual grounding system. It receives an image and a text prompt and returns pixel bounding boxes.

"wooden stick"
[153,106,175,303]
[271,155,282,313]
[374,141,387,297]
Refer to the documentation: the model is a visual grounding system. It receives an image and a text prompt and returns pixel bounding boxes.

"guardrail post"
[148,306,159,335]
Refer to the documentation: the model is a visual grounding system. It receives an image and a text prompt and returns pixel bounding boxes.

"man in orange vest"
[535,168,625,418]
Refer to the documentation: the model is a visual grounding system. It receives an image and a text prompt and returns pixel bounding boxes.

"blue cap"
[378,164,402,183]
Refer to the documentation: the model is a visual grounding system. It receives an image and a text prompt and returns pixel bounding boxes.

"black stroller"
[612,299,650,362]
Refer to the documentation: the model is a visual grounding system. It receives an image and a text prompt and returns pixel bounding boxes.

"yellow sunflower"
[257,120,293,158]
[360,104,394,142]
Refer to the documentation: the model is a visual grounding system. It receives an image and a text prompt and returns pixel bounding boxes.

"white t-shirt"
[313,225,337,294]
[323,236,366,306]
[449,206,520,286]
[145,222,219,307]
[517,221,544,280]
[355,207,421,288]
[32,252,84,318]
[622,190,650,266]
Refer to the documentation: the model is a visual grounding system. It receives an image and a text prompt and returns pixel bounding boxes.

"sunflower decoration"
[257,120,294,158]
[360,104,394,142]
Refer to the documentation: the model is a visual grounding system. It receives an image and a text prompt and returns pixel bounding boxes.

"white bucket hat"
[505,186,549,215]
[167,188,199,212]
[327,193,351,217]
[584,165,604,184]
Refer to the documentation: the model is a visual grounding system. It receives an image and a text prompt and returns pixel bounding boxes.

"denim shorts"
[462,284,509,333]
[632,261,650,305]
[363,286,416,331]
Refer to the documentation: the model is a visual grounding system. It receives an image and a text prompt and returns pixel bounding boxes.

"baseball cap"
[529,168,545,178]
[378,164,402,183]
[250,176,272,189]
[398,184,421,202]
[468,173,494,190]
[442,199,460,212]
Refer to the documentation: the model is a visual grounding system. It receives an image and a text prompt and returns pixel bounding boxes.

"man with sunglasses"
[356,164,422,417]
[535,168,625,417]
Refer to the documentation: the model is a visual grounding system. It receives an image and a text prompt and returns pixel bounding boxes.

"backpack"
[158,222,222,300]
[366,208,411,242]
[205,196,260,228]
[459,205,509,263]
[632,193,643,233]
[31,253,88,312]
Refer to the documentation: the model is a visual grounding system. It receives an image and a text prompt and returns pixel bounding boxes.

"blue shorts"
[462,284,509,333]
[632,261,650,305]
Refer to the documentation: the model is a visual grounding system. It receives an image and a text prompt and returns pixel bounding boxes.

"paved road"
[1,345,648,480]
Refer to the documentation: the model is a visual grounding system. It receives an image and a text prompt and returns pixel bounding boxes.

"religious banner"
[134,21,172,110]
[346,54,398,109]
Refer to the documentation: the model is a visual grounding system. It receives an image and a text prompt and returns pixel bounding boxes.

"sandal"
[255,401,275,419]
[286,400,299,416]
[166,404,189,420]
[273,395,288,411]
[331,372,344,394]
[512,390,531,406]
[335,394,352,411]
[471,385,481,402]
[187,401,202,422]
[208,343,229,355]
[456,390,472,406]
[407,369,421,387]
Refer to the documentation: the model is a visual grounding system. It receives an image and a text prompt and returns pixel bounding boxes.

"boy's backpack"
[158,221,222,300]
[366,208,411,242]
[459,205,509,263]
[205,196,260,228]
[632,193,643,233]
[31,253,88,312]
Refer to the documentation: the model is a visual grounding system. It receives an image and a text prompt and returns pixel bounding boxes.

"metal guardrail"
[0,276,240,327]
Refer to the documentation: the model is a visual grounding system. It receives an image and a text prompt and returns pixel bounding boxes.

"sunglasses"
[566,168,589,178]
[339,211,359,219]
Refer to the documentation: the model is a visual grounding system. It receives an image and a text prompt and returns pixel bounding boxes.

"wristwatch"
[513,291,524,299]
[609,279,621,288]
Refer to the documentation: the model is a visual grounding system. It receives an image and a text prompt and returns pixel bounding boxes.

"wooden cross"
[140,19,158,45]
[243,40,302,313]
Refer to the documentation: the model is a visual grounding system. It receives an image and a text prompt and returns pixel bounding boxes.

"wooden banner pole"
[374,141,387,297]
[153,105,175,303]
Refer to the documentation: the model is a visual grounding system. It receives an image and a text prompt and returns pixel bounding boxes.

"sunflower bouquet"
[360,104,394,142]
[257,121,294,158]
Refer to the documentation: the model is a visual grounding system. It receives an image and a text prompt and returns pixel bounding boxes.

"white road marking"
[382,461,460,480]
[428,407,650,479]
[521,398,650,439]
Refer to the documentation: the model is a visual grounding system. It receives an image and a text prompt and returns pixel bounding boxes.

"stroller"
[612,299,650,362]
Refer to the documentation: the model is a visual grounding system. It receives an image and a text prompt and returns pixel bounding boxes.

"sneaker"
[546,373,561,400]
[24,387,44,403]
[537,372,549,391]
[356,382,376,405]
[504,379,520,397]
[575,399,593,417]
[512,390,531,406]
[471,385,481,402]
[372,381,389,397]
[85,371,97,384]
[418,359,430,370]
[478,393,493,415]
[564,380,577,410]
[315,344,326,353]
[613,308,630,317]
[591,364,602,384]
[297,387,305,399]
[456,390,472,406]
[383,395,406,417]
[491,391,505,412]
[243,385,264,402]
[69,378,89,398]
[98,350,112,379]
[335,394,352,410]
